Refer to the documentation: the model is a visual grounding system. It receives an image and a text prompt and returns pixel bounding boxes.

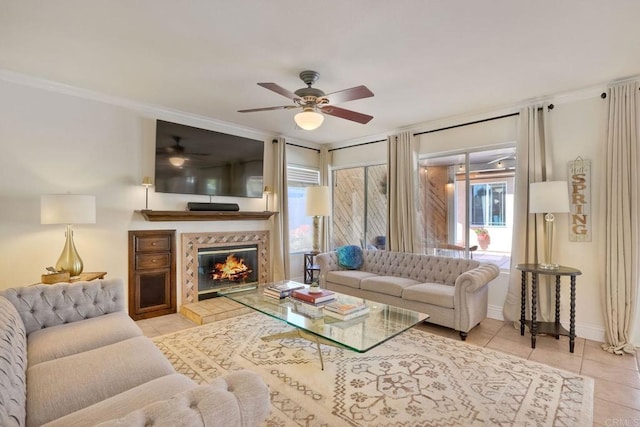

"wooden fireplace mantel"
[137,210,276,222]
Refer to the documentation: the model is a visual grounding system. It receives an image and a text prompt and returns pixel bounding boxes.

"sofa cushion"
[336,245,363,269]
[42,374,196,427]
[402,283,455,309]
[1,279,126,335]
[26,336,175,427]
[0,296,27,427]
[325,270,377,289]
[95,371,271,427]
[360,276,421,297]
[28,311,143,366]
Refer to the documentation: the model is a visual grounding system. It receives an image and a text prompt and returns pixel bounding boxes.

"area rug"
[152,312,593,426]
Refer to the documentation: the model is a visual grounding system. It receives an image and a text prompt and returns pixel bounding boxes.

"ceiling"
[2,1,640,145]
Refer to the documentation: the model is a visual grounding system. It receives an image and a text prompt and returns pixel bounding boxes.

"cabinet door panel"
[136,271,171,312]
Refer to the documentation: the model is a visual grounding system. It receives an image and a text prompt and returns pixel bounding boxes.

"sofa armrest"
[0,278,126,335]
[316,251,339,286]
[96,370,270,427]
[454,263,500,295]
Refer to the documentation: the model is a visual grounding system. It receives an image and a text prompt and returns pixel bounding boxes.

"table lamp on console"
[306,186,331,254]
[41,194,96,277]
[529,181,570,270]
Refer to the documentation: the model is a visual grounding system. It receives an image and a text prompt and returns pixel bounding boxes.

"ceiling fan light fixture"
[169,156,186,167]
[294,108,324,130]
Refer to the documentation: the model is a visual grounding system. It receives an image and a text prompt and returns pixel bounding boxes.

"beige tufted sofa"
[317,250,500,340]
[0,278,270,427]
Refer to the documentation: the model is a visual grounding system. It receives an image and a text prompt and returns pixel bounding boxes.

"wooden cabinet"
[128,230,176,320]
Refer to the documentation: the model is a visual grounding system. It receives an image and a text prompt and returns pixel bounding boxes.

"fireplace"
[197,244,259,299]
[181,231,269,304]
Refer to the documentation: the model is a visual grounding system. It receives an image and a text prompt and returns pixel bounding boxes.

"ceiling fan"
[238,70,374,130]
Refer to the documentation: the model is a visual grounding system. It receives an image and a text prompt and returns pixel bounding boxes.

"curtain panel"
[503,104,556,322]
[271,138,290,280]
[386,131,421,253]
[320,146,333,252]
[600,81,639,354]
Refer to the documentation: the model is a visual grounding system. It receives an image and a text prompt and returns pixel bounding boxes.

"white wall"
[332,95,615,343]
[0,78,282,308]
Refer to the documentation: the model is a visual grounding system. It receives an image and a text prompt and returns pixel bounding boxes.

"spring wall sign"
[568,158,591,242]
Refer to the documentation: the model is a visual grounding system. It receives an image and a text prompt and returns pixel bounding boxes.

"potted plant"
[474,228,491,250]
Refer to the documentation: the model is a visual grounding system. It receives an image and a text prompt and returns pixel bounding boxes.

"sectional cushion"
[325,270,377,289]
[42,374,196,427]
[26,336,175,427]
[360,276,421,297]
[402,283,455,309]
[28,311,142,366]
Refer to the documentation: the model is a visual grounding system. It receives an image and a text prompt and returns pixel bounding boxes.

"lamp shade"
[529,181,570,214]
[41,195,96,224]
[294,109,324,131]
[142,176,153,187]
[306,186,331,216]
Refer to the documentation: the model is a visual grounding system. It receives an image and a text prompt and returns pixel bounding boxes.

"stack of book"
[290,288,336,305]
[323,300,370,320]
[263,281,305,300]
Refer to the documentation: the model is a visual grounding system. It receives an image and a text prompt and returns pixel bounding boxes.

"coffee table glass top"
[220,283,429,353]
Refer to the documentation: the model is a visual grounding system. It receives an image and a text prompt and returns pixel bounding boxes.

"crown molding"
[0,68,319,147]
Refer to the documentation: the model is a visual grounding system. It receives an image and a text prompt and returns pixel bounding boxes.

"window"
[471,182,507,227]
[419,147,515,269]
[287,165,320,253]
[332,164,387,249]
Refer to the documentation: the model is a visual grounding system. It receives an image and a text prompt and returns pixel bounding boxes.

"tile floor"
[138,312,640,426]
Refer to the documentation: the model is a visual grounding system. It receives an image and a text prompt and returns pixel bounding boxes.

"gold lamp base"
[55,224,84,277]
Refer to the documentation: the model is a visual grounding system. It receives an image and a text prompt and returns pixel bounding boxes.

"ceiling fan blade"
[238,105,298,113]
[322,85,374,104]
[257,82,300,100]
[320,105,373,124]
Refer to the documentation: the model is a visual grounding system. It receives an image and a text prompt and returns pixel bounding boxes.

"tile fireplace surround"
[181,231,270,304]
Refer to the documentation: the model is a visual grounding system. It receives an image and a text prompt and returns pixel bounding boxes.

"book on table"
[323,306,370,321]
[323,300,367,315]
[291,288,335,304]
[263,281,305,299]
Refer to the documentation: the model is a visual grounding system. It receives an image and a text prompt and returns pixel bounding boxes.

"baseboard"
[487,304,606,343]
[487,304,504,321]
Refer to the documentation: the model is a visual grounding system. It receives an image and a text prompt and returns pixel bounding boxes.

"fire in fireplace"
[197,244,259,298]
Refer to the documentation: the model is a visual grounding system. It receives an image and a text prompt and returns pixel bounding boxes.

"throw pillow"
[336,245,363,269]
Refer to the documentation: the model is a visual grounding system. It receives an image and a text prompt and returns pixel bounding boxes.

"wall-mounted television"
[154,120,264,198]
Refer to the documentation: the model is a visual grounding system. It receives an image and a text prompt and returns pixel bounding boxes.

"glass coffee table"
[220,282,429,369]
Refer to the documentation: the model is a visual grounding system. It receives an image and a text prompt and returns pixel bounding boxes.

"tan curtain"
[320,146,333,252]
[601,81,639,355]
[271,138,290,280]
[386,131,420,253]
[503,104,555,322]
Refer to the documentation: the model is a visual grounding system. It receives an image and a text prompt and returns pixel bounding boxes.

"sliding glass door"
[419,147,515,267]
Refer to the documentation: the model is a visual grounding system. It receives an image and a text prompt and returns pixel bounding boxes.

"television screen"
[154,120,264,198]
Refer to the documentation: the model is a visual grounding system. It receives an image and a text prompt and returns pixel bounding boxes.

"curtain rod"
[328,139,387,152]
[414,104,553,136]
[293,104,558,153]
[272,139,320,153]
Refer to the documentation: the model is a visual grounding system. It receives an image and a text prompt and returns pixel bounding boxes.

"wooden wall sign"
[568,158,591,242]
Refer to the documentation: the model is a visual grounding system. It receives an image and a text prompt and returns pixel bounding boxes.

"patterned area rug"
[152,312,593,426]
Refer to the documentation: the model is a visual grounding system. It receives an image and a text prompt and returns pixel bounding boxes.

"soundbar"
[187,202,240,212]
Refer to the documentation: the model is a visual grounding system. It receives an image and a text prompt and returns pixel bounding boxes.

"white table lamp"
[305,186,331,253]
[41,194,96,276]
[529,181,569,270]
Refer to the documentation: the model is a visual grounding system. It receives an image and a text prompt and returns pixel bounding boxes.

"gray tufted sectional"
[0,278,270,427]
[317,250,500,339]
